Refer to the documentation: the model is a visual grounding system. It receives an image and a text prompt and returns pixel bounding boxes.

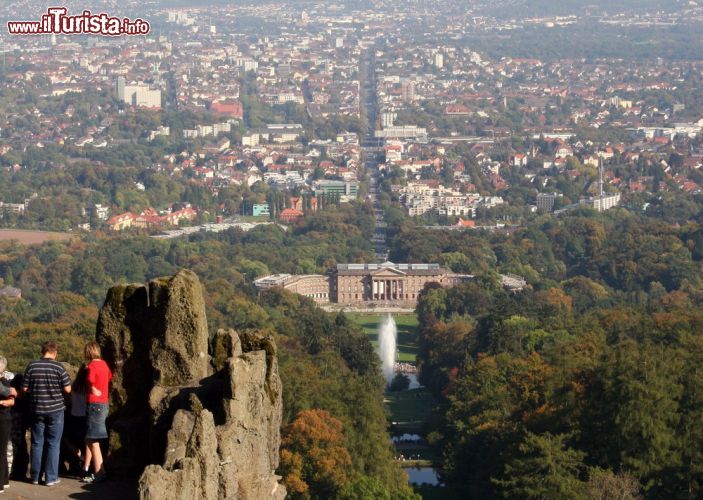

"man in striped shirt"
[22,342,71,487]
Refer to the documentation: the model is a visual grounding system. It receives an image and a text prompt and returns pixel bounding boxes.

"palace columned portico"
[333,262,470,305]
[371,278,406,301]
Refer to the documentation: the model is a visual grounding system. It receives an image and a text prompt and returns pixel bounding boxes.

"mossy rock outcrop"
[96,270,285,500]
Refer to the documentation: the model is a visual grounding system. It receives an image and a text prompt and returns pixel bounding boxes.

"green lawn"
[385,388,434,425]
[347,312,435,433]
[387,388,437,453]
[346,312,419,363]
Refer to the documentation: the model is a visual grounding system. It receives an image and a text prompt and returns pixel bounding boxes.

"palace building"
[252,273,331,304]
[254,262,473,306]
[333,262,470,305]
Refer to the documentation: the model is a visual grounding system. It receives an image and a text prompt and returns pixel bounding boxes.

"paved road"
[360,48,389,263]
[4,476,137,499]
[367,161,389,262]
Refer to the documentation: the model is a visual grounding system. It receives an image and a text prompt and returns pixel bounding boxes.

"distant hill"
[154,0,373,7]
[481,0,688,17]
[152,0,685,12]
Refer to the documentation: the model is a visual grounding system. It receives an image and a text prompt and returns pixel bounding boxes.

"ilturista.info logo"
[7,7,150,36]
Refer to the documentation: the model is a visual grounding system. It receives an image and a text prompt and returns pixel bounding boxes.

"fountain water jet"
[378,314,397,384]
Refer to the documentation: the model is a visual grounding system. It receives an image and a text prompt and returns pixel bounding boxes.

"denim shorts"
[85,403,109,440]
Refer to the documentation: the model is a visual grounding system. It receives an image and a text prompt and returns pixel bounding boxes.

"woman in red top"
[82,342,112,484]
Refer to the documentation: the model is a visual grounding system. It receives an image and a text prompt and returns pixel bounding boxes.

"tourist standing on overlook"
[81,342,112,484]
[64,365,88,478]
[0,356,17,494]
[22,342,71,487]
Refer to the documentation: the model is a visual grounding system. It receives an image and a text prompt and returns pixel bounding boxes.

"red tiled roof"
[210,100,243,118]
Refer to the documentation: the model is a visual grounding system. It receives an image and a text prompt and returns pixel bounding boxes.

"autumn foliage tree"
[279,409,352,499]
[412,238,703,498]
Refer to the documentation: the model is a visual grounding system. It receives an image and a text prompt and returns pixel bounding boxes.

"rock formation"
[96,270,286,499]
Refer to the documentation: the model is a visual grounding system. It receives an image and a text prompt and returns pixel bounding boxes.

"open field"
[385,388,434,426]
[347,312,440,460]
[0,229,73,245]
[346,312,419,363]
[388,388,438,460]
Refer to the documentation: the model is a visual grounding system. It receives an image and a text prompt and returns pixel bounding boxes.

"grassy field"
[347,311,444,483]
[0,229,73,245]
[387,388,437,459]
[385,388,434,425]
[346,312,419,363]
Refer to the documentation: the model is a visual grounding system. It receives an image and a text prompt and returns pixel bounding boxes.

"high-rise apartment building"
[537,192,563,212]
[381,112,397,128]
[401,80,415,102]
[116,77,161,109]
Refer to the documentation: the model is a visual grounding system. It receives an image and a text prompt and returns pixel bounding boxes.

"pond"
[404,466,441,486]
[392,433,422,443]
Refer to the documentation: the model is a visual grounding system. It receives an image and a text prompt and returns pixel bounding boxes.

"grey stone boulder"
[94,270,285,499]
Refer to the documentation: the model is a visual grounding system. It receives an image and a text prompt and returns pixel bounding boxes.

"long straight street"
[360,48,388,262]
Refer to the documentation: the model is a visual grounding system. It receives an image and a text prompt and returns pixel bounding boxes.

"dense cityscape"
[2,0,703,498]
[3,0,703,234]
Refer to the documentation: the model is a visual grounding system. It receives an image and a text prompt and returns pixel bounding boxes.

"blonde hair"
[84,341,102,361]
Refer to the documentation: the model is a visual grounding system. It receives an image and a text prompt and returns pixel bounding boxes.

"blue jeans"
[86,403,109,440]
[30,411,64,484]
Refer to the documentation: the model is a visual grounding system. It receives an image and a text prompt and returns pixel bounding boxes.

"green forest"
[2,199,703,498]
[0,202,416,499]
[396,209,703,498]
[415,275,703,498]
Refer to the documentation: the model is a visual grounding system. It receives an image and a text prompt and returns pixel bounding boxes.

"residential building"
[183,122,232,139]
[149,126,170,141]
[252,204,270,217]
[211,100,243,119]
[266,124,304,143]
[398,182,499,217]
[278,208,304,223]
[234,58,258,72]
[537,192,563,212]
[314,180,358,201]
[579,193,621,212]
[434,53,444,69]
[381,112,397,128]
[116,77,161,109]
[401,80,415,102]
[107,207,197,231]
[0,201,26,215]
[242,133,260,147]
[375,126,428,141]
[107,212,136,231]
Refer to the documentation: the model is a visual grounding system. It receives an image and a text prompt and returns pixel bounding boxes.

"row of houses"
[107,206,197,231]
